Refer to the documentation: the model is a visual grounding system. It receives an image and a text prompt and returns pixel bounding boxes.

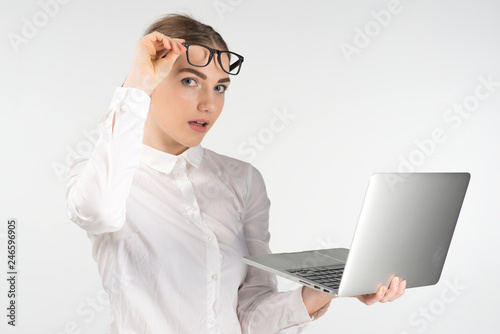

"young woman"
[66,14,405,334]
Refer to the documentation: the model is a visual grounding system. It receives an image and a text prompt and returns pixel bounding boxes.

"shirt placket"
[172,156,221,333]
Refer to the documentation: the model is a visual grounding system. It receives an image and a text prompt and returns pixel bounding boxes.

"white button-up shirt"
[66,87,328,333]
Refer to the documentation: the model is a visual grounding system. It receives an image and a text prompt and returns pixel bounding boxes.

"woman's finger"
[357,285,386,306]
[142,32,182,59]
[173,38,187,54]
[354,277,407,305]
[388,279,406,302]
[159,38,186,59]
[379,277,399,303]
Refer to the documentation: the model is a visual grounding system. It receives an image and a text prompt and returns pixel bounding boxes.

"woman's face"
[144,47,230,155]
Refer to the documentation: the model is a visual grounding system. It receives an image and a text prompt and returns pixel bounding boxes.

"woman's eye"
[214,85,227,93]
[181,78,197,86]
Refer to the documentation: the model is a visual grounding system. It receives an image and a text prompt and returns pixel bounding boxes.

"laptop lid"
[337,172,470,296]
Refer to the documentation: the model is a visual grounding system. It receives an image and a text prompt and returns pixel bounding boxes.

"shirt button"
[208,236,215,243]
[209,318,216,327]
[211,274,218,281]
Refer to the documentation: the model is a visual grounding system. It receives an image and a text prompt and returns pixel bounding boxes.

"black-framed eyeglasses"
[162,42,244,75]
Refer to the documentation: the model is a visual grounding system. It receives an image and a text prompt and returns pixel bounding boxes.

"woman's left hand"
[354,276,406,306]
[303,276,406,316]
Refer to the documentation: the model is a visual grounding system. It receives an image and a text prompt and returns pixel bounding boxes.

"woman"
[66,13,405,334]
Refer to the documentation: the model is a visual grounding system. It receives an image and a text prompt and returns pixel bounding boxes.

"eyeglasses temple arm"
[229,57,244,71]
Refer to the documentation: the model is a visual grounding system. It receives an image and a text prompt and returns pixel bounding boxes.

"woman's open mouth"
[188,119,210,133]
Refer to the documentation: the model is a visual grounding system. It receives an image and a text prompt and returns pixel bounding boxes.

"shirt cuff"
[294,286,331,325]
[290,287,314,326]
[98,87,151,138]
[110,86,151,119]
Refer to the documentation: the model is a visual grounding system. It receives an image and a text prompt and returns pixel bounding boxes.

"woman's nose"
[197,90,217,113]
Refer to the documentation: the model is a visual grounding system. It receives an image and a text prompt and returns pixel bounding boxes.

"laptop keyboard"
[286,266,344,290]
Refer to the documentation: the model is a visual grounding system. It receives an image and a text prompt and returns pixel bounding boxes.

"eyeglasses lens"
[185,44,212,67]
[186,44,242,75]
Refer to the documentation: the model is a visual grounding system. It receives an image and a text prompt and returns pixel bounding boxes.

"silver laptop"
[243,172,470,297]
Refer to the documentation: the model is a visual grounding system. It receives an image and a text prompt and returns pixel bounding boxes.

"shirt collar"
[141,144,204,174]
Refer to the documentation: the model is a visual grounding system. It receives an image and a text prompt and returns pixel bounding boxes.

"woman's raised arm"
[65,32,186,234]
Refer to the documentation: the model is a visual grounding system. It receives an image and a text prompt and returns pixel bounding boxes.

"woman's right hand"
[122,31,186,96]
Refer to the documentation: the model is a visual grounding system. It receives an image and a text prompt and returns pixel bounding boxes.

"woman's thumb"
[156,49,182,79]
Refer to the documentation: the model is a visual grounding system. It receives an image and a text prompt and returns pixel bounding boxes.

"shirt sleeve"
[237,165,330,334]
[65,87,151,235]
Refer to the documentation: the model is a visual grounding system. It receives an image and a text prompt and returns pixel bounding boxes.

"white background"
[1,0,499,333]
